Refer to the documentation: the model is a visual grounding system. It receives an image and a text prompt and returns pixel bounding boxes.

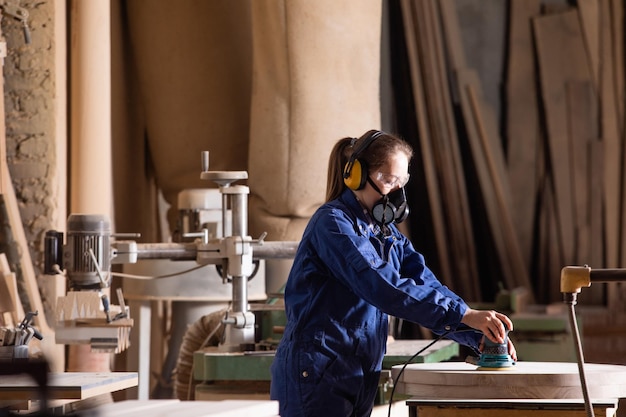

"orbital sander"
[467,325,515,370]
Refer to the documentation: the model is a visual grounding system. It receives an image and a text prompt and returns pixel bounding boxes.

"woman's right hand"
[461,308,513,345]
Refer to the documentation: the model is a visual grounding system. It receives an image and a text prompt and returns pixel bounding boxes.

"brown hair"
[325,130,413,202]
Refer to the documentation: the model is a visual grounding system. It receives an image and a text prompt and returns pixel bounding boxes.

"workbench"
[392,361,626,416]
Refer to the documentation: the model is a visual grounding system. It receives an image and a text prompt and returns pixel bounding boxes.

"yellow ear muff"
[343,130,382,191]
[343,159,367,190]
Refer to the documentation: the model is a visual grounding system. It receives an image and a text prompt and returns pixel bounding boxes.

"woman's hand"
[461,308,513,344]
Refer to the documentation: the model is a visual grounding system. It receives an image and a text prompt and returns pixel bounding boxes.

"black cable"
[386,329,481,417]
[385,331,446,417]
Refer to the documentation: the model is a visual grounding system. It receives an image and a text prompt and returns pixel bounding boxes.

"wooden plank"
[412,0,479,299]
[460,69,534,297]
[577,0,600,88]
[399,0,454,288]
[455,69,523,294]
[0,254,21,325]
[611,0,624,130]
[437,0,467,74]
[505,0,542,268]
[598,0,622,268]
[0,372,138,401]
[589,140,604,270]
[533,9,594,266]
[0,271,21,326]
[566,81,596,263]
[618,0,626,313]
[426,0,479,300]
[438,0,534,298]
[536,177,562,303]
[565,81,606,305]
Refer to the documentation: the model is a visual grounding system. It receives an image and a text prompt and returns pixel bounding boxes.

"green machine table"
[193,339,458,382]
[192,339,459,401]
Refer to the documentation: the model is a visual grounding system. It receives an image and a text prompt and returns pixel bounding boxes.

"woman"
[270,130,516,417]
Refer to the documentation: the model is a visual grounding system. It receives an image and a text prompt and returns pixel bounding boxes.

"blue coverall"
[270,188,482,417]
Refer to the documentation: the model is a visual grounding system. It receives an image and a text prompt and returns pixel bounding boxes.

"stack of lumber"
[398,0,624,306]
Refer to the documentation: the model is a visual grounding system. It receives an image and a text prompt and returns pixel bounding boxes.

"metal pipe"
[566,301,595,417]
[231,275,248,313]
[254,241,299,258]
[122,241,298,261]
[130,243,199,260]
[589,268,626,283]
[231,191,247,237]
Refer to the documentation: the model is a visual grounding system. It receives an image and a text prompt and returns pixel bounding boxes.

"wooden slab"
[0,372,137,401]
[392,361,626,399]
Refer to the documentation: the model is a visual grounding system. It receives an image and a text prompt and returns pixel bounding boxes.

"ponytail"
[325,137,353,202]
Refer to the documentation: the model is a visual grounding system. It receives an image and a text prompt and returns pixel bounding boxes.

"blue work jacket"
[270,188,481,416]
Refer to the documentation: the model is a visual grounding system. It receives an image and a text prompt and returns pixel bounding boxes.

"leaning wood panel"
[505,0,542,268]
[533,9,594,266]
[566,81,604,305]
[566,81,596,263]
[611,0,624,130]
[598,0,621,268]
[588,140,604,270]
[456,69,532,295]
[577,0,600,88]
